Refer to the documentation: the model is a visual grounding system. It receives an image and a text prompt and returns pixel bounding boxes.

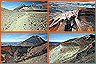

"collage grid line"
[0,0,96,64]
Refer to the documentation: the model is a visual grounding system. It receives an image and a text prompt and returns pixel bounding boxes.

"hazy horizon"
[49,33,95,42]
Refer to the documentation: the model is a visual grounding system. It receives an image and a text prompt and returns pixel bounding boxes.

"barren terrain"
[49,34,95,63]
[1,7,47,31]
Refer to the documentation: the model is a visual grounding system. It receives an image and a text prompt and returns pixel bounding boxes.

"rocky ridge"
[14,3,47,12]
[49,34,95,63]
[1,36,47,63]
[49,8,95,31]
[18,36,46,46]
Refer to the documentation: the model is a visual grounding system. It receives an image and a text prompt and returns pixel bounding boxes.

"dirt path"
[1,11,47,31]
[7,12,29,30]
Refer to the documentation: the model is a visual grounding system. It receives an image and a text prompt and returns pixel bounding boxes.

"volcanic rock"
[18,36,46,46]
[49,34,95,63]
[49,8,95,31]
[1,36,47,63]
[1,3,47,31]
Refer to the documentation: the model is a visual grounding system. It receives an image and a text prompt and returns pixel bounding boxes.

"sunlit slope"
[49,34,95,63]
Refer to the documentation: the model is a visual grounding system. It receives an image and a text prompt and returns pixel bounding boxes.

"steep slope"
[18,36,46,46]
[62,40,95,63]
[14,4,26,10]
[1,36,47,63]
[49,8,95,31]
[1,42,47,63]
[18,43,47,63]
[20,53,47,63]
[49,34,95,63]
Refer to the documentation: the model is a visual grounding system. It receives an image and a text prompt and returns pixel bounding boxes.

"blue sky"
[49,33,95,42]
[1,33,47,42]
[1,1,47,10]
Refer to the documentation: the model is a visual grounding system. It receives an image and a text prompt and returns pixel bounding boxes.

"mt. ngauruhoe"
[1,36,47,63]
[18,36,46,46]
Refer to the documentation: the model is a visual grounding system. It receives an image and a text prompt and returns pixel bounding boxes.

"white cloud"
[2,1,5,2]
[40,34,47,37]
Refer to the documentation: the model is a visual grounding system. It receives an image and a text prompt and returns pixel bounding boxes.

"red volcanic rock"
[49,8,95,31]
[5,54,10,62]
[1,46,13,56]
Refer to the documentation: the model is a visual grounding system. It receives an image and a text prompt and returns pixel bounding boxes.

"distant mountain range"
[1,41,22,46]
[1,3,47,12]
[13,3,47,11]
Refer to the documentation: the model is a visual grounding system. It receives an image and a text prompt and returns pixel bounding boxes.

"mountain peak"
[18,36,46,46]
[32,35,39,38]
[13,3,47,11]
[31,3,36,5]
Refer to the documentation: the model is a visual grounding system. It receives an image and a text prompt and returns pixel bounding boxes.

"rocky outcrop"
[49,34,95,63]
[1,36,47,63]
[18,43,47,63]
[1,43,47,63]
[14,4,26,10]
[14,3,47,12]
[49,8,95,31]
[62,40,95,63]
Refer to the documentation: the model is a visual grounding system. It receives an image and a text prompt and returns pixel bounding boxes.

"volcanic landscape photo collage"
[1,1,95,63]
